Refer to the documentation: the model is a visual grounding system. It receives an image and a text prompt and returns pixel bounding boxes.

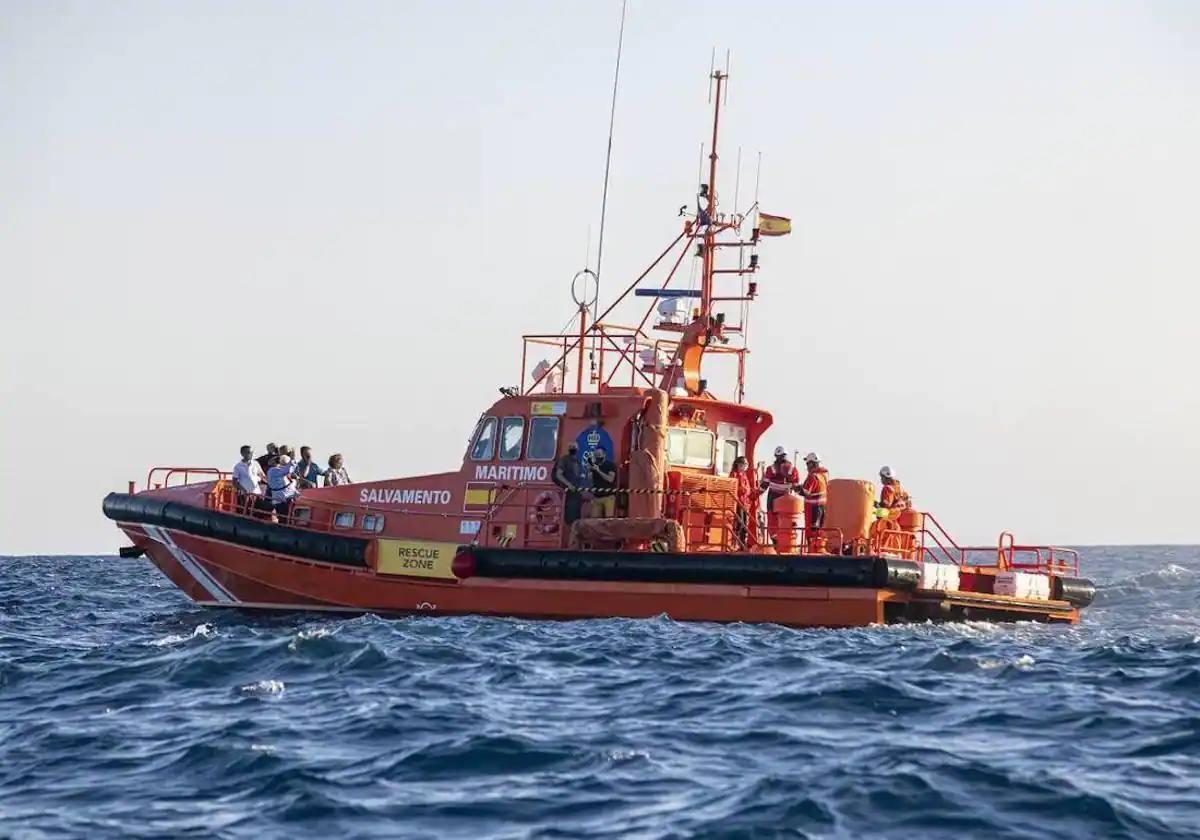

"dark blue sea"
[1,548,1198,839]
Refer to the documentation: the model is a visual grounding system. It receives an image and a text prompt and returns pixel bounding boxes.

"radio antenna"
[592,0,628,325]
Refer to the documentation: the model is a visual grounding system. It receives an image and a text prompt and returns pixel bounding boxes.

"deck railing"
[137,466,1079,575]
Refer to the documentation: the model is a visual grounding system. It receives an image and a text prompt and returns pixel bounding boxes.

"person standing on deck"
[232,445,265,514]
[256,442,278,475]
[324,453,352,487]
[759,446,800,513]
[731,456,755,549]
[799,452,829,549]
[553,442,584,527]
[587,449,618,518]
[267,454,299,520]
[877,465,911,516]
[294,446,325,490]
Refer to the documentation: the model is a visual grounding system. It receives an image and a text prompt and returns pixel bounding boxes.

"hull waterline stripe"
[143,525,237,604]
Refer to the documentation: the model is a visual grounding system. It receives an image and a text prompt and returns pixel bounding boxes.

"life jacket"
[733,469,754,507]
[880,480,911,511]
[762,461,799,495]
[801,466,828,506]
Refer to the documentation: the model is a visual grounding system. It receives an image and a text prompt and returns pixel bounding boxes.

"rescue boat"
[104,70,1095,627]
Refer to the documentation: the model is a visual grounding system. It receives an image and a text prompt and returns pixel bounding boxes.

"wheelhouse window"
[667,427,715,469]
[721,439,741,475]
[470,416,498,460]
[527,416,560,461]
[333,511,356,529]
[499,416,525,461]
[362,513,385,533]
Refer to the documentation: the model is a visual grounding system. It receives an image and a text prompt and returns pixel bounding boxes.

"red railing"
[169,470,1080,576]
[895,513,1079,575]
[202,480,471,537]
[144,466,229,491]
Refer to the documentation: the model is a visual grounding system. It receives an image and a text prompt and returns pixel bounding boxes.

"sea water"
[1,548,1197,838]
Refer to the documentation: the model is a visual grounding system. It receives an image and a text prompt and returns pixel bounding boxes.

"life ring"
[530,490,561,535]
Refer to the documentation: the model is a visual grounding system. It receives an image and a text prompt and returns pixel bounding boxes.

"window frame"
[469,416,499,461]
[361,513,385,533]
[526,416,561,462]
[498,416,525,461]
[721,439,741,476]
[666,427,716,469]
[333,510,356,530]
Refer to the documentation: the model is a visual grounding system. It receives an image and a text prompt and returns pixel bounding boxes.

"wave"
[2,551,1199,838]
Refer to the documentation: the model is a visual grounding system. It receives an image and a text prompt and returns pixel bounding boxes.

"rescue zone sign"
[375,539,460,579]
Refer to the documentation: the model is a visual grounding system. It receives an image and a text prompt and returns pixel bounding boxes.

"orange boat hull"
[117,523,1078,627]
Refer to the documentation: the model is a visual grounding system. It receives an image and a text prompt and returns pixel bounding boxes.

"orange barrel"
[771,493,805,554]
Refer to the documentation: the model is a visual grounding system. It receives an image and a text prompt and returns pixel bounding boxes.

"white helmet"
[879,465,894,479]
[773,446,787,458]
[803,451,820,464]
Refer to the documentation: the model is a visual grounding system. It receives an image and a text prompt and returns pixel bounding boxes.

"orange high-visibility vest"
[880,481,911,511]
[801,467,828,506]
[762,461,800,495]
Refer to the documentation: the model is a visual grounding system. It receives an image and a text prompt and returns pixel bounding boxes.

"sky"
[2,0,1197,554]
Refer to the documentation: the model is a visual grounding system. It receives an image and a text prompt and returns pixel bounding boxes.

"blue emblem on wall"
[575,424,613,488]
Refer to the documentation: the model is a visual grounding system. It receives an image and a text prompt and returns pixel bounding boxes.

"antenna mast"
[592,0,628,324]
[700,68,726,320]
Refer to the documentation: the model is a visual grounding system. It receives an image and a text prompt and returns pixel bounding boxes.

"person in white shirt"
[232,445,266,514]
[266,454,299,519]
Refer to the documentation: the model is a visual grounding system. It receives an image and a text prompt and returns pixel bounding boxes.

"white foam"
[148,623,215,647]
[287,627,332,652]
[240,679,285,695]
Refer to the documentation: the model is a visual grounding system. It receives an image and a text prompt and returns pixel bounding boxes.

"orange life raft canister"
[771,494,805,554]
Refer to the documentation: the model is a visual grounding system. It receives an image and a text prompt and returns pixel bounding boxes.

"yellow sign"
[531,401,567,416]
[376,539,461,579]
[463,486,496,507]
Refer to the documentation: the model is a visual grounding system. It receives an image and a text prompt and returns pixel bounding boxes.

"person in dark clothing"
[256,442,278,475]
[586,449,618,518]
[553,442,584,526]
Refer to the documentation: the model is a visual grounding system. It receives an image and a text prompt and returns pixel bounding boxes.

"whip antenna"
[592,0,628,325]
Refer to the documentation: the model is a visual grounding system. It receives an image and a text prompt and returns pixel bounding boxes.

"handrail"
[196,473,1080,575]
[523,229,691,395]
[145,466,229,491]
[204,483,471,535]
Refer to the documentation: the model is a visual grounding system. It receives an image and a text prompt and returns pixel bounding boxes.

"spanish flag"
[758,212,792,237]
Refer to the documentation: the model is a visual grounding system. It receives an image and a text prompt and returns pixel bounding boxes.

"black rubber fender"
[872,557,922,591]
[103,492,369,568]
[469,548,918,590]
[1052,576,1096,607]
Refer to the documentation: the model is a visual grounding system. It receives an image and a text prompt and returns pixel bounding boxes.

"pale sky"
[2,0,1197,555]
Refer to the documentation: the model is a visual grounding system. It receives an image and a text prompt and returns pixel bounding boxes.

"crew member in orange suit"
[877,465,911,515]
[731,456,756,549]
[799,452,829,550]
[759,446,799,512]
[760,447,800,549]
